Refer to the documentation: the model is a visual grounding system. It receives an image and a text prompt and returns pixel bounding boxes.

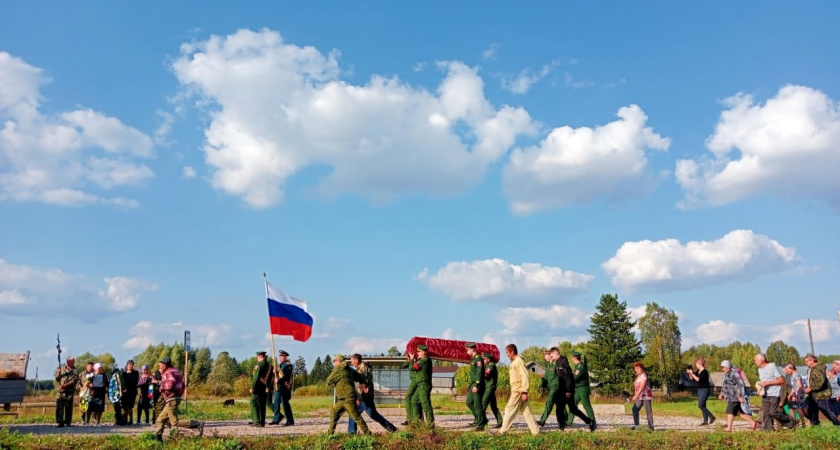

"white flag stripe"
[266,281,308,312]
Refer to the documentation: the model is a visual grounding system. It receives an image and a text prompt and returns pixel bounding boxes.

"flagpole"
[264,273,279,392]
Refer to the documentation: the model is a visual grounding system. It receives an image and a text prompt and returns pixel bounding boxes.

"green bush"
[232,376,251,397]
[294,383,331,396]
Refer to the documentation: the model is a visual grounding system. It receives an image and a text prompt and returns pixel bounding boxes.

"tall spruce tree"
[587,293,642,396]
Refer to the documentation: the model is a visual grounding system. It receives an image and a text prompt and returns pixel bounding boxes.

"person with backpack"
[155,357,204,442]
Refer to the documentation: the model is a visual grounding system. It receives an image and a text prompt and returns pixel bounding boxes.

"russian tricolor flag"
[266,281,313,342]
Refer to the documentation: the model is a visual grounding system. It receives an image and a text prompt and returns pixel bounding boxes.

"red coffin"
[405,337,501,363]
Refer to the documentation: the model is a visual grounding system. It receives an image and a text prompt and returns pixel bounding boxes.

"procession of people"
[53,346,840,438]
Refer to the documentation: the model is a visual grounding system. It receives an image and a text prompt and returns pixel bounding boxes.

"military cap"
[159,356,172,365]
[481,352,492,358]
[256,351,267,356]
[417,344,429,351]
[465,342,477,349]
[278,350,289,356]
[333,354,345,362]
[570,350,582,357]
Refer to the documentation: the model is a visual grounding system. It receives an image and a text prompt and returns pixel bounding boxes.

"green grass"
[2,424,839,449]
[0,395,472,425]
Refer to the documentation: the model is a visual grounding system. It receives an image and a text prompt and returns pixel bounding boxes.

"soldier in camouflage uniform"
[249,351,270,427]
[348,353,397,433]
[54,356,80,427]
[326,354,370,434]
[480,352,503,428]
[566,350,596,429]
[410,345,435,426]
[465,342,486,430]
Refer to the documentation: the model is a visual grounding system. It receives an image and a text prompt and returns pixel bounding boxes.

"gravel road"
[5,413,761,437]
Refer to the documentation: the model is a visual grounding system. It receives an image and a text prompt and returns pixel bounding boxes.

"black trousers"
[55,395,74,425]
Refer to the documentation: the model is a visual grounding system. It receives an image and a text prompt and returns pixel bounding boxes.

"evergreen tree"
[387,346,401,357]
[638,302,682,397]
[293,356,307,387]
[310,357,323,384]
[587,293,642,396]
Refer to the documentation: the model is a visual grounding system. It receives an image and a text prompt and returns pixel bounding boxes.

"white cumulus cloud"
[99,277,158,312]
[172,29,535,209]
[0,258,155,318]
[689,318,840,352]
[0,52,154,207]
[496,305,590,335]
[603,230,798,293]
[122,320,235,350]
[502,105,670,215]
[677,85,840,210]
[417,258,594,303]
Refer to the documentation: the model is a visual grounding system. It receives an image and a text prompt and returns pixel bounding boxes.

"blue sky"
[2,1,839,377]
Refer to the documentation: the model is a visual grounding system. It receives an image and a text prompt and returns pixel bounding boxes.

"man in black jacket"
[551,348,596,431]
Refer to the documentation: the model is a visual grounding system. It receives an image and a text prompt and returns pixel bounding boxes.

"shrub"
[232,376,251,397]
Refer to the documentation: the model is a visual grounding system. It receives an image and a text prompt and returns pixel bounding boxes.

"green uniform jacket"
[483,361,498,389]
[251,359,270,393]
[541,361,559,389]
[326,361,364,400]
[469,355,484,389]
[411,356,432,386]
[54,366,80,396]
[403,359,420,382]
[572,360,590,390]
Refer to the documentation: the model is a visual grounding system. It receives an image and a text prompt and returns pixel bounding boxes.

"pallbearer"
[566,350,596,429]
[481,352,503,429]
[410,345,435,426]
[465,342,486,430]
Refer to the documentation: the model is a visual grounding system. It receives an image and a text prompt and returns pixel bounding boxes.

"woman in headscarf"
[718,360,758,431]
[121,360,139,425]
[87,363,107,426]
[630,362,654,430]
[136,364,153,424]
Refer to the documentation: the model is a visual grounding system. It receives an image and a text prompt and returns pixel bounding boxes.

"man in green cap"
[401,348,421,425]
[481,352,503,429]
[465,342,486,430]
[249,351,270,427]
[155,357,203,442]
[410,345,435,426]
[566,350,596,429]
[326,354,370,434]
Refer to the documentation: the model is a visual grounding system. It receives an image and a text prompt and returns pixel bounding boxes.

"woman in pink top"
[630,362,654,430]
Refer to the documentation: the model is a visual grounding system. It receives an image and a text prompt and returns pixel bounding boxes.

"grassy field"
[0,393,756,425]
[2,425,840,449]
[0,394,474,425]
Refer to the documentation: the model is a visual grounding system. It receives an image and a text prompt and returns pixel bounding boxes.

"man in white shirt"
[754,353,795,431]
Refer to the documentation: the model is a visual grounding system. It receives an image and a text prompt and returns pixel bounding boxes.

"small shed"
[0,351,30,416]
[526,361,546,376]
